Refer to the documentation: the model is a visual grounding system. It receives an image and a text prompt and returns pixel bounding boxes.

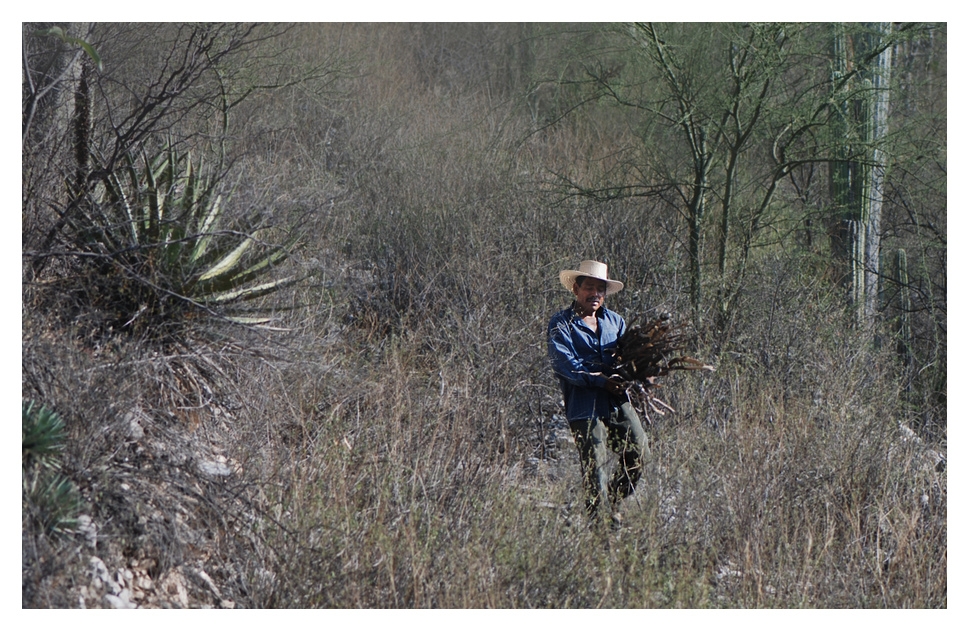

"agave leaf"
[199,229,298,292]
[190,193,225,263]
[164,153,196,246]
[181,152,199,217]
[197,236,253,282]
[190,174,235,256]
[219,233,300,291]
[185,154,216,230]
[89,150,141,247]
[143,150,164,243]
[185,163,219,242]
[223,315,274,325]
[22,401,66,468]
[193,227,299,296]
[190,169,241,264]
[24,470,80,536]
[203,275,298,304]
[192,178,218,233]
[119,153,150,243]
[105,171,139,245]
[157,144,177,226]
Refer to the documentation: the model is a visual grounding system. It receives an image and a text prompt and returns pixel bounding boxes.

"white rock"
[76,515,98,548]
[136,572,153,591]
[89,556,109,581]
[125,408,147,440]
[103,593,136,609]
[160,569,190,608]
[198,460,232,476]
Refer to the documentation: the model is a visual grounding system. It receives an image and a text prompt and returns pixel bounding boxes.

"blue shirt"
[547,304,627,422]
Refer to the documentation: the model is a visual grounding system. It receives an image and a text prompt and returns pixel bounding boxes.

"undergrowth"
[22,23,945,609]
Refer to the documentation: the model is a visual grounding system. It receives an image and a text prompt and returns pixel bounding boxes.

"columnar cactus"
[829,23,892,330]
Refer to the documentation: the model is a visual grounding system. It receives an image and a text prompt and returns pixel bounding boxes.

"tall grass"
[22,23,944,608]
[226,274,944,607]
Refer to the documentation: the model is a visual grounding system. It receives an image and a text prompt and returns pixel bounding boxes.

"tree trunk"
[687,139,707,329]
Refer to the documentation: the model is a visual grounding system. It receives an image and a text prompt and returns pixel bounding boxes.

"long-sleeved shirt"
[547,303,627,422]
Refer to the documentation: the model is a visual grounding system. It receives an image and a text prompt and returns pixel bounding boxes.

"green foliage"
[23,470,81,537]
[69,142,300,332]
[32,25,102,71]
[22,400,67,468]
[22,400,80,537]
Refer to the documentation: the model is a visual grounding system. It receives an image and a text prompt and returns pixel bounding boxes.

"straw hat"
[559,260,624,295]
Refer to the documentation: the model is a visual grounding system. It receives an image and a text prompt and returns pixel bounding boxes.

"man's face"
[573,277,607,315]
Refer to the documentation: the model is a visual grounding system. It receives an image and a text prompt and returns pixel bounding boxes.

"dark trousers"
[568,402,649,519]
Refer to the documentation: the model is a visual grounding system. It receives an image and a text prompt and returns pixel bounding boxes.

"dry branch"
[612,312,714,424]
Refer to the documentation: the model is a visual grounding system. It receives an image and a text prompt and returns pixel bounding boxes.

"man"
[547,260,649,527]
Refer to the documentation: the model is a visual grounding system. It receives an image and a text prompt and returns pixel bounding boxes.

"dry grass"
[22,23,945,609]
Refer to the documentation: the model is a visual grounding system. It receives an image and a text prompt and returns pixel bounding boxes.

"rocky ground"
[23,397,267,608]
[24,385,580,608]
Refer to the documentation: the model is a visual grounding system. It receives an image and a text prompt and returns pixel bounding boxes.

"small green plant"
[22,400,67,468]
[23,471,81,537]
[22,401,80,536]
[68,141,301,332]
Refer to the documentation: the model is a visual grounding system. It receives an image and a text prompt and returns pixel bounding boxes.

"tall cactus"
[829,23,892,330]
[71,59,91,199]
[850,219,865,324]
[829,24,856,302]
[864,23,893,324]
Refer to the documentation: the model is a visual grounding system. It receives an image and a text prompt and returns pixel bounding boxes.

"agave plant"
[22,400,67,469]
[22,400,80,536]
[69,141,300,330]
[23,470,81,536]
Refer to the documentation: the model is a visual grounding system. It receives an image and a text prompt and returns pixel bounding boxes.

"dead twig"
[612,312,715,424]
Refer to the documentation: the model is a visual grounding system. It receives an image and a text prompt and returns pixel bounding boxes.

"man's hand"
[604,377,626,396]
[590,372,626,396]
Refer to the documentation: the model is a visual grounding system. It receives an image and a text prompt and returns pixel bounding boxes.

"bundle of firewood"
[611,312,715,424]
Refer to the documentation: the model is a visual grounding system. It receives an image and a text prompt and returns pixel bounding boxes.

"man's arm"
[547,319,610,390]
